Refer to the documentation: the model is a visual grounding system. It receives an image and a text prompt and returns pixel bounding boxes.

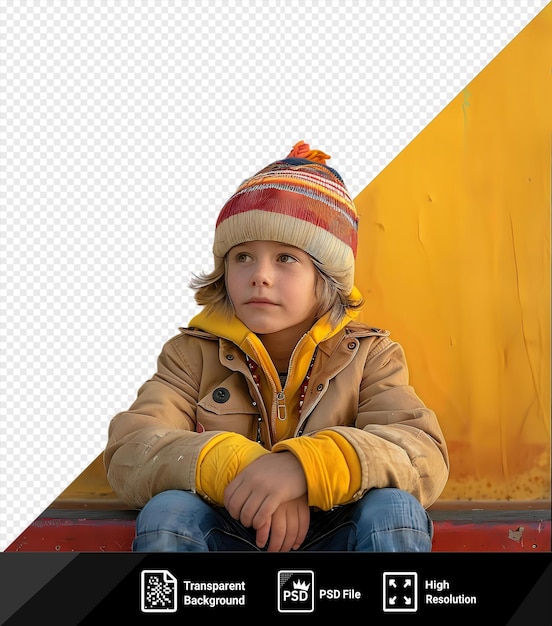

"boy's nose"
[250,260,273,286]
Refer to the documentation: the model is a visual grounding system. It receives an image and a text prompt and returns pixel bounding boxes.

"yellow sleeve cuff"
[272,430,362,510]
[196,433,270,505]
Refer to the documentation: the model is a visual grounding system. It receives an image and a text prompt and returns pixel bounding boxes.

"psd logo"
[277,570,314,613]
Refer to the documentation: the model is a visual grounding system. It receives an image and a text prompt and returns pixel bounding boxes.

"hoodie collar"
[188,285,362,391]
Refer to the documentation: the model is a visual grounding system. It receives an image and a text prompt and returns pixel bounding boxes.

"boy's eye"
[278,254,297,263]
[235,252,251,262]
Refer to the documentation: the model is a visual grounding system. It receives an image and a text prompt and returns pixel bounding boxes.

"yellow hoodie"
[191,289,364,511]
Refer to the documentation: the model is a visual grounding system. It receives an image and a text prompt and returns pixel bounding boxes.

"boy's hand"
[256,495,310,552]
[223,451,307,538]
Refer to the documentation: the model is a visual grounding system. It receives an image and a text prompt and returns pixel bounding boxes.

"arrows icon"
[383,572,418,613]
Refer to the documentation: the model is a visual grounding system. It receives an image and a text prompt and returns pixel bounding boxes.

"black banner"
[1,552,551,624]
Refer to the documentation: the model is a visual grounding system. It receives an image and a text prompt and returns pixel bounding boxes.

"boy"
[104,141,449,552]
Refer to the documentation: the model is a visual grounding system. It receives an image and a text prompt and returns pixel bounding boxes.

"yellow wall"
[354,5,551,501]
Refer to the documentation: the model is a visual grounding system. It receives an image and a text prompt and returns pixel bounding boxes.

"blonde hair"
[189,254,363,327]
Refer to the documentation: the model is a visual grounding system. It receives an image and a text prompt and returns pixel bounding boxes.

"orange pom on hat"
[286,140,331,164]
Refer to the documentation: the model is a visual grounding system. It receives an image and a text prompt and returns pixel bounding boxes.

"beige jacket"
[104,320,449,509]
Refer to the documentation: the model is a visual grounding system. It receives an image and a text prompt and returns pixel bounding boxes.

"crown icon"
[293,580,311,592]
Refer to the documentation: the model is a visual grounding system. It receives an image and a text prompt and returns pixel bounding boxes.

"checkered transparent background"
[1,0,548,550]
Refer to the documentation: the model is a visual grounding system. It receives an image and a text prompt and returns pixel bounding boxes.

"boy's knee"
[136,490,196,531]
[357,488,430,531]
[354,489,432,552]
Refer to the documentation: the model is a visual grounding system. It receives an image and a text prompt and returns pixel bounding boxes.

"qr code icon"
[141,569,178,613]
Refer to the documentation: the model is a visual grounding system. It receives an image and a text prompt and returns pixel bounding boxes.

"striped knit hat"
[214,141,358,294]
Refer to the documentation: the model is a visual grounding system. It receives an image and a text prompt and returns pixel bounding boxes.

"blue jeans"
[132,488,433,552]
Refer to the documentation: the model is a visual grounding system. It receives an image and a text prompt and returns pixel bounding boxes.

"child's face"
[226,240,319,341]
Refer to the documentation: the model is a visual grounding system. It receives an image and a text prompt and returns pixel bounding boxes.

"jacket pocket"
[196,372,260,440]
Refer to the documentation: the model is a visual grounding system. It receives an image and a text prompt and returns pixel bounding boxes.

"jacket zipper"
[276,391,287,421]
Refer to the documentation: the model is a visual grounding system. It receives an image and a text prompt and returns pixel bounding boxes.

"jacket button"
[316,384,324,392]
[213,387,230,403]
[226,354,234,360]
[348,341,356,350]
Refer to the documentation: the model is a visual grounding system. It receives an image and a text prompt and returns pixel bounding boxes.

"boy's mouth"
[245,298,278,305]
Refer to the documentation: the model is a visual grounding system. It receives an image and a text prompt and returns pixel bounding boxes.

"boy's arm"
[273,339,449,509]
[104,335,267,508]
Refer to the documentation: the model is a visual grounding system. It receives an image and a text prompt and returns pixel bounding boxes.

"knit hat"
[214,141,359,295]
